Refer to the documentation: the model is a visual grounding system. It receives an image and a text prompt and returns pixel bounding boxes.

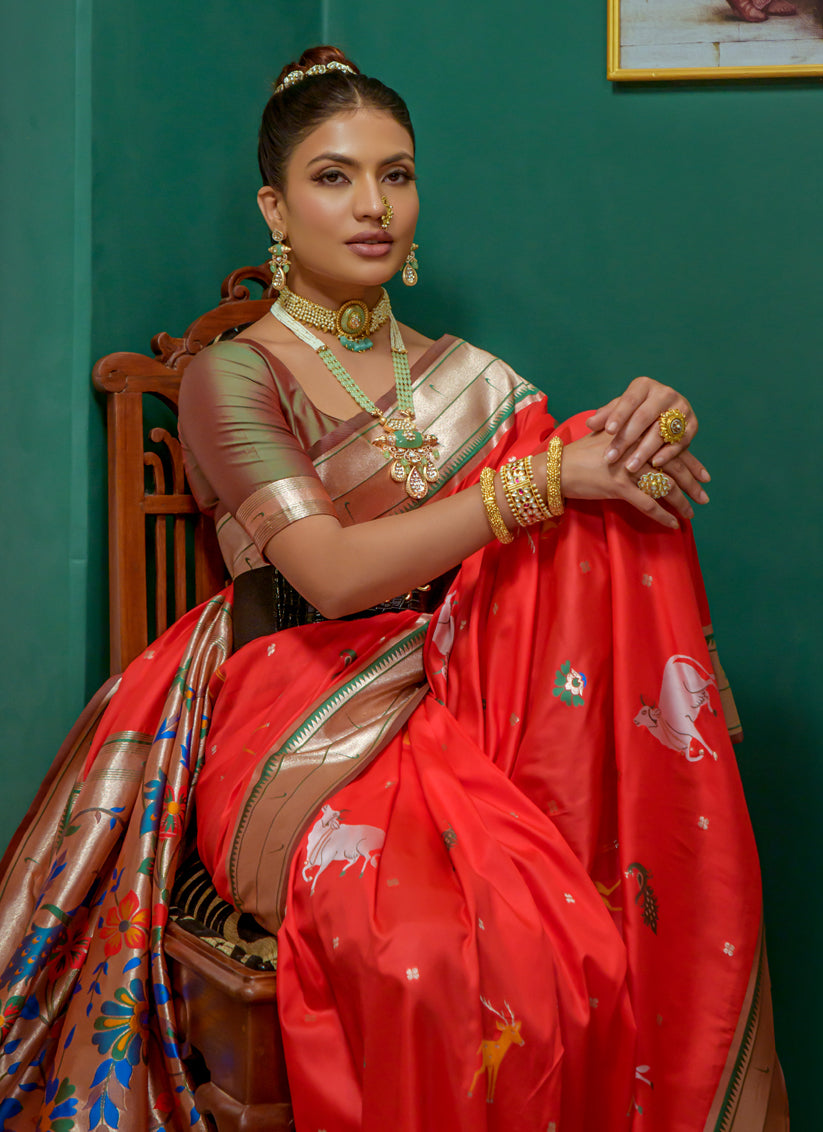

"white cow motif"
[302,804,385,894]
[634,654,719,762]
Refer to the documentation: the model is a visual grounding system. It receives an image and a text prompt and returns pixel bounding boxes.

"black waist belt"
[232,564,455,652]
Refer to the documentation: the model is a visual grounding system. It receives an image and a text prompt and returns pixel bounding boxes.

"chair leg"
[195,1081,293,1132]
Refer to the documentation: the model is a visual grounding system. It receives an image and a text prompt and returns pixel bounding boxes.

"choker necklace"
[277,284,391,352]
[271,296,440,499]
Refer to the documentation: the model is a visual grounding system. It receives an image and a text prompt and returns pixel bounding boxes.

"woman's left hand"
[586,376,710,483]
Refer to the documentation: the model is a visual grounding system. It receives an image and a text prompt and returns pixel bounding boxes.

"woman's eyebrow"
[307,150,414,168]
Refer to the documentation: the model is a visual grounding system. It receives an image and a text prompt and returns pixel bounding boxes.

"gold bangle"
[523,454,554,521]
[501,458,543,527]
[480,467,514,544]
[545,436,565,517]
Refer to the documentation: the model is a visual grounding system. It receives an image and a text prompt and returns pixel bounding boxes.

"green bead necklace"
[270,297,440,500]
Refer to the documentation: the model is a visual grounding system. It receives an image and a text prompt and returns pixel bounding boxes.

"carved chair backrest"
[92,265,274,674]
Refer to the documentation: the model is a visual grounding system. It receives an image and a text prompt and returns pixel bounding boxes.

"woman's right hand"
[559,431,695,529]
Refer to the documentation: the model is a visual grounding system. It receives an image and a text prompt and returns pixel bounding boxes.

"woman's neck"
[284,266,386,311]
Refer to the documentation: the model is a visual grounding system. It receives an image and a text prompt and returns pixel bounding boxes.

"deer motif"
[468,997,525,1103]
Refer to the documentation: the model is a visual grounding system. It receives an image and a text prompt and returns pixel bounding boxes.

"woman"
[0,45,785,1132]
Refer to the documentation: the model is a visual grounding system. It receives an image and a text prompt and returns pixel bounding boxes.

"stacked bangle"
[480,467,514,544]
[500,459,544,527]
[523,455,554,521]
[545,436,565,517]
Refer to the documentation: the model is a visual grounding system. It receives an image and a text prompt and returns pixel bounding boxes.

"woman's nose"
[354,180,385,221]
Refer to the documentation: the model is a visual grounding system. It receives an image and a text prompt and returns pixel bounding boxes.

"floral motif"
[92,978,148,1063]
[46,913,91,984]
[723,942,736,957]
[39,1075,78,1132]
[157,783,186,841]
[0,923,64,990]
[405,967,420,980]
[552,661,587,706]
[99,891,149,959]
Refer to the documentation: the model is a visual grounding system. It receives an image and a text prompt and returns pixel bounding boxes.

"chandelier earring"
[268,229,291,290]
[402,242,419,287]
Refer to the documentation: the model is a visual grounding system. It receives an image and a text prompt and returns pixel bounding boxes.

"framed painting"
[608,0,823,79]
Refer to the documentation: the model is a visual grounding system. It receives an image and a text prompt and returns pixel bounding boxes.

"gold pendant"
[371,414,439,500]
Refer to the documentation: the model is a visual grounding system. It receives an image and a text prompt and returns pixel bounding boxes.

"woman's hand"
[585,376,710,484]
[560,431,696,529]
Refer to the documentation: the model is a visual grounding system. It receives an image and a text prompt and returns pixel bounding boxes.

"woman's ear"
[257,185,286,233]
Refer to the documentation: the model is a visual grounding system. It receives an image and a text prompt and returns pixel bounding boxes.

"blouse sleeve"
[179,340,338,554]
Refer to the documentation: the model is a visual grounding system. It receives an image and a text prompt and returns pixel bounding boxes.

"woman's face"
[259,108,418,300]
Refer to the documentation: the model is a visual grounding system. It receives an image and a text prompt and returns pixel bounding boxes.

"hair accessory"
[275,61,356,95]
[402,243,419,287]
[380,195,393,231]
[480,468,514,544]
[277,284,391,352]
[658,408,687,446]
[637,471,673,499]
[545,437,565,517]
[268,230,291,290]
[271,296,439,499]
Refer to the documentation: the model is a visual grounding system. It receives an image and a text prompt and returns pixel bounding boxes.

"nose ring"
[380,195,393,230]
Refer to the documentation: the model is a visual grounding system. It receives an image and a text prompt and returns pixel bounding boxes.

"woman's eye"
[385,169,415,184]
[315,170,348,185]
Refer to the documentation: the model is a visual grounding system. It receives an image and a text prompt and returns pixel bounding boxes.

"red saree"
[0,336,786,1131]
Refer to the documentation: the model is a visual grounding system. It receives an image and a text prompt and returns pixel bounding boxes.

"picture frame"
[608,0,823,80]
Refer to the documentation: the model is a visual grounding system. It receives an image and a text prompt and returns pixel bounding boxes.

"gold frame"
[608,0,823,80]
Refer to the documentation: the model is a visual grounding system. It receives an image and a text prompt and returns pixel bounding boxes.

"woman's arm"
[181,345,702,619]
[264,436,690,619]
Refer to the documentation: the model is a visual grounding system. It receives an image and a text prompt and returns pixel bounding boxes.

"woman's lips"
[346,233,394,258]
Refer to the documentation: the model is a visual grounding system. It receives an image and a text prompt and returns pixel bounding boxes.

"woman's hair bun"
[272,44,360,91]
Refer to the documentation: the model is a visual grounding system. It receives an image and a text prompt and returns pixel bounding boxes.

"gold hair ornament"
[275,61,356,95]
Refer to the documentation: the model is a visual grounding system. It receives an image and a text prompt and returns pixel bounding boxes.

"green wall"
[329,2,821,1122]
[1,1,819,1125]
[1,0,318,836]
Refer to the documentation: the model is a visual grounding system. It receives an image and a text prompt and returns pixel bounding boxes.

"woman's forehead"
[291,109,414,166]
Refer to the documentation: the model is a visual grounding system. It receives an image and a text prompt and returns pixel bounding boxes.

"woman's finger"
[653,438,705,477]
[657,454,710,503]
[600,378,653,444]
[620,399,697,472]
[623,482,680,529]
[603,380,690,465]
[585,397,620,432]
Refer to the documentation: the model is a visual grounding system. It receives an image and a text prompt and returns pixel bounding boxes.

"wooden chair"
[92,265,292,1132]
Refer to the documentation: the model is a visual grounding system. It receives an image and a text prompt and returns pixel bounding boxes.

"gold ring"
[659,408,687,445]
[637,471,673,499]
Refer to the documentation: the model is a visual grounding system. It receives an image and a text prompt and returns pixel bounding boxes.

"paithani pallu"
[0,338,786,1131]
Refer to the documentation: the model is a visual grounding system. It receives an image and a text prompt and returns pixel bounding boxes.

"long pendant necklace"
[270,298,440,500]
